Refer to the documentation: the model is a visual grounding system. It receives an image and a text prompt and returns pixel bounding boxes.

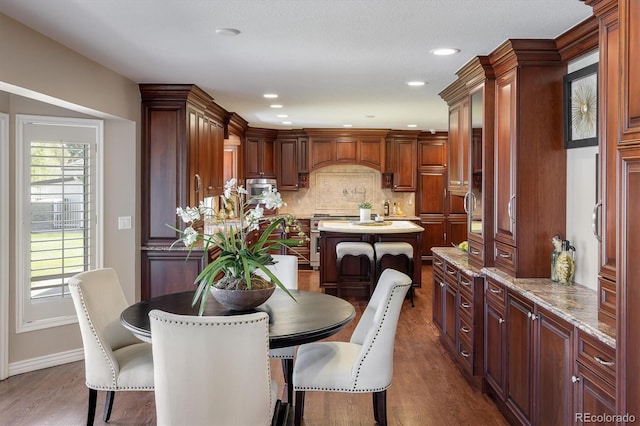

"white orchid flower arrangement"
[172,178,307,314]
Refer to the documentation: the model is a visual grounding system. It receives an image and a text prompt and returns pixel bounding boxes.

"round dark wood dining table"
[120,289,356,349]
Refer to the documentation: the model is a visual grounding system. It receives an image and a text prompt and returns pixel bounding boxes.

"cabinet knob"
[460,350,470,358]
[440,282,445,288]
[498,318,505,324]
[571,375,580,384]
[527,312,538,321]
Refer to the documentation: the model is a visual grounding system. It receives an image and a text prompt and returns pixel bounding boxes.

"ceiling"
[0,0,593,132]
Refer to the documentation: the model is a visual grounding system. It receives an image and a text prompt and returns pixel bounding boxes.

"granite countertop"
[431,247,616,349]
[318,219,424,234]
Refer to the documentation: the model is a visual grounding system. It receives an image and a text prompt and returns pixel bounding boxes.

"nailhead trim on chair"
[72,282,155,391]
[149,312,275,417]
[296,283,407,393]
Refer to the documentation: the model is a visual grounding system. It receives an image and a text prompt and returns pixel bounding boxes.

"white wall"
[0,13,140,373]
[566,51,599,290]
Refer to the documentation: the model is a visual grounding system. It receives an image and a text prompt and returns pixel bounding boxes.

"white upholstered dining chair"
[68,268,154,426]
[292,268,411,426]
[149,310,278,426]
[255,254,299,403]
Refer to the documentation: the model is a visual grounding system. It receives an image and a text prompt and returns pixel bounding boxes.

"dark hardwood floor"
[0,265,508,426]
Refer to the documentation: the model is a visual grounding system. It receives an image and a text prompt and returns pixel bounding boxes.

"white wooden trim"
[0,112,9,380]
[8,348,84,377]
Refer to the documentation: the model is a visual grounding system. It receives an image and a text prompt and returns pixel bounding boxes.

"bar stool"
[336,242,375,298]
[373,242,415,306]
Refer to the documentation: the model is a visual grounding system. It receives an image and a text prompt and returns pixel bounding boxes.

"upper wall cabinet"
[245,128,277,179]
[307,129,387,172]
[276,131,309,190]
[385,131,419,192]
[620,0,640,143]
[140,84,225,246]
[440,80,470,196]
[490,39,567,277]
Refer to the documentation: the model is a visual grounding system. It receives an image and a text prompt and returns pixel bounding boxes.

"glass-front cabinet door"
[469,89,483,238]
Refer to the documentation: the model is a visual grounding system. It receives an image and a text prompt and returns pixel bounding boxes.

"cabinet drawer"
[457,335,473,372]
[459,312,473,338]
[432,254,445,274]
[485,278,506,306]
[459,291,473,321]
[458,272,474,298]
[577,331,616,386]
[445,263,458,288]
[467,239,484,266]
[494,241,516,274]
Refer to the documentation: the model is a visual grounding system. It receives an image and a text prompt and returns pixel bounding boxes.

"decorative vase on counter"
[359,208,372,222]
[554,240,576,285]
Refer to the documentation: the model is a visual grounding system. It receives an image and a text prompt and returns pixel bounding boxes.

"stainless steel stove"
[309,214,368,270]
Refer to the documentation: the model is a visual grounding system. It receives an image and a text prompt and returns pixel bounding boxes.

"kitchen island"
[318,219,424,298]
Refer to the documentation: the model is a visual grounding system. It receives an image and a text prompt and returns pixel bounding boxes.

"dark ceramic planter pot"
[210,285,275,311]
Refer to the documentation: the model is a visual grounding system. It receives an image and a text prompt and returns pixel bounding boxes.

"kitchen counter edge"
[431,247,615,349]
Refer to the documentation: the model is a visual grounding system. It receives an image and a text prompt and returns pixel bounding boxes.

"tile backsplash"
[279,164,415,217]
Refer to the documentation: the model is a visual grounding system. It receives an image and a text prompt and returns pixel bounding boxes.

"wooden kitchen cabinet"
[432,254,445,332]
[283,217,310,268]
[141,249,206,300]
[418,133,447,167]
[618,146,640,417]
[431,250,485,388]
[385,131,418,191]
[446,99,470,195]
[308,129,386,171]
[574,330,617,425]
[506,291,535,425]
[245,128,277,178]
[277,132,311,190]
[490,40,567,277]
[484,277,507,400]
[140,84,225,247]
[595,6,620,325]
[485,276,578,426]
[620,0,640,144]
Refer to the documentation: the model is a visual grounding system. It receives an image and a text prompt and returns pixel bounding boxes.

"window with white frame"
[16,115,102,332]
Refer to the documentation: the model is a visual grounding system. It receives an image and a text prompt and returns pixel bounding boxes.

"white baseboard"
[8,348,84,377]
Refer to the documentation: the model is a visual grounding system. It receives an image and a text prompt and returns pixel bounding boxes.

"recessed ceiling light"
[282,121,293,125]
[276,114,288,118]
[430,48,460,56]
[215,28,241,37]
[407,124,418,128]
[407,81,426,87]
[263,93,278,99]
[343,124,353,128]
[270,104,283,109]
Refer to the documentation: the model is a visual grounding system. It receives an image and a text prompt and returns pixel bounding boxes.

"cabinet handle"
[489,288,502,294]
[434,260,443,266]
[447,270,456,276]
[593,355,615,367]
[507,195,516,223]
[461,302,471,309]
[498,252,512,259]
[460,326,470,333]
[440,282,445,288]
[463,191,470,214]
[194,174,201,193]
[592,201,602,242]
[571,375,581,384]
[460,350,470,358]
[460,279,470,287]
[470,249,480,255]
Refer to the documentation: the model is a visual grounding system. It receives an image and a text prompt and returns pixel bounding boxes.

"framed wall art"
[563,63,598,149]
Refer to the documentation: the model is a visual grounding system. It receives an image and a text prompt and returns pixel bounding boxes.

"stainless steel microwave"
[245,178,277,204]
